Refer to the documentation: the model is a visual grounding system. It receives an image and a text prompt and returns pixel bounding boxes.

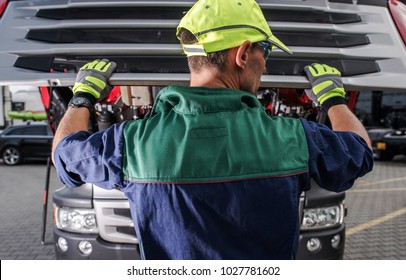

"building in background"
[0,86,45,128]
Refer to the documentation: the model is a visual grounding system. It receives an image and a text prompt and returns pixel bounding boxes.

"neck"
[190,68,239,90]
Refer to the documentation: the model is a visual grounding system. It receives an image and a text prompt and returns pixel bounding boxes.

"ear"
[235,41,252,69]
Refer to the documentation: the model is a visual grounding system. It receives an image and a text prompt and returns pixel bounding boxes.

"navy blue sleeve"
[53,122,127,190]
[300,119,374,192]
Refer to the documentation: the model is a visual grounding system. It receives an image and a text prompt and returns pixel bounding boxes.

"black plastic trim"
[114,208,133,219]
[14,56,380,77]
[329,0,388,7]
[36,6,189,20]
[262,9,360,24]
[36,7,361,24]
[276,32,370,47]
[26,28,179,44]
[116,226,137,237]
[14,56,54,72]
[26,28,370,48]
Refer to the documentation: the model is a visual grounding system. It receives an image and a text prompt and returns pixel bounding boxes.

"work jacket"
[54,85,373,259]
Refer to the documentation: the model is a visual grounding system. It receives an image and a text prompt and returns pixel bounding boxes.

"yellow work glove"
[73,59,117,102]
[304,63,347,110]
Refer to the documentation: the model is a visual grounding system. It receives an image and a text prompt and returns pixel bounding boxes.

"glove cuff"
[322,96,347,111]
[68,92,97,112]
[73,92,97,105]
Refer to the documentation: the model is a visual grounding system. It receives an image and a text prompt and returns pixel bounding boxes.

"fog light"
[78,241,93,256]
[57,237,68,253]
[331,234,341,249]
[306,238,322,253]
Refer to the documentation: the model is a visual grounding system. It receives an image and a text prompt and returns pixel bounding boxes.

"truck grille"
[93,200,138,244]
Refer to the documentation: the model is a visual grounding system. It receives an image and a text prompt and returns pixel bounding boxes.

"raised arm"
[304,63,372,149]
[328,104,371,149]
[52,107,90,161]
[51,59,116,162]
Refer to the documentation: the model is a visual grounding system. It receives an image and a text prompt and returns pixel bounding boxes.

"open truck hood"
[0,0,406,91]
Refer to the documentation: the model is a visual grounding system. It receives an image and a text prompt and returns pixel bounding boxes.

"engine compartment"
[41,85,346,134]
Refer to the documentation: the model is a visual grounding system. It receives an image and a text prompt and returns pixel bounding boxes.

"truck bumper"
[53,228,140,260]
[296,224,345,260]
[54,226,345,260]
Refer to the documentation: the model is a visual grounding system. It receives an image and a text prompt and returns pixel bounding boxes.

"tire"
[376,150,394,161]
[2,146,23,165]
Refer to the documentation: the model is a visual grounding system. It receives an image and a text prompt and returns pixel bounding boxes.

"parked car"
[368,127,406,160]
[0,0,405,260]
[0,122,53,165]
[356,92,406,160]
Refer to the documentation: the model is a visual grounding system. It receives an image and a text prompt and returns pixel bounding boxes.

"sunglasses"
[256,41,272,60]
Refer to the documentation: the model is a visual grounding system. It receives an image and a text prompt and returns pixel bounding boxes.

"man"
[52,0,373,259]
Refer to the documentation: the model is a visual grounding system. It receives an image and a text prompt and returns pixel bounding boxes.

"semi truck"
[0,0,405,259]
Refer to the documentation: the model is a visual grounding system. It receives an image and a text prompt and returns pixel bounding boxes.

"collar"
[154,85,263,114]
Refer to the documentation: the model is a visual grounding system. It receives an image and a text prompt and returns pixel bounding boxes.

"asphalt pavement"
[0,159,59,260]
[0,156,405,260]
[344,155,406,259]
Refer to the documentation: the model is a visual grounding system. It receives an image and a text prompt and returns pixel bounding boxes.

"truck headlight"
[301,204,344,231]
[54,205,99,233]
